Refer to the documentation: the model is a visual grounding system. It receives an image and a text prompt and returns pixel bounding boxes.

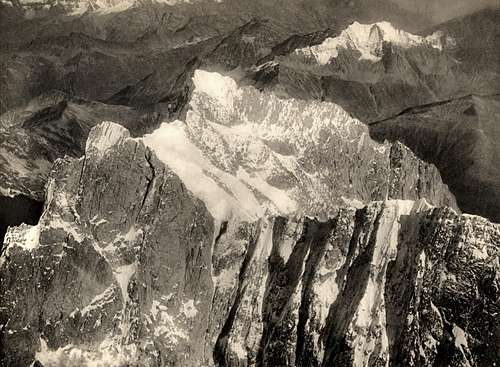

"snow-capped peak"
[141,70,451,223]
[191,70,242,112]
[296,21,444,63]
[6,0,223,16]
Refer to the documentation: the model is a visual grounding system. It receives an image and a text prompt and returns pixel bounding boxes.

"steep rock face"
[1,122,215,366]
[0,91,162,201]
[0,69,457,212]
[370,94,500,223]
[143,70,457,220]
[1,122,497,367]
[0,69,456,262]
[242,12,500,221]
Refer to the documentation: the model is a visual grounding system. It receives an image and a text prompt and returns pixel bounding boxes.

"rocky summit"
[0,117,498,366]
[0,1,499,366]
[244,9,500,222]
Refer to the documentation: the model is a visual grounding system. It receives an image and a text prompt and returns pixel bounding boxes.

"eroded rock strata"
[0,70,457,213]
[1,121,497,367]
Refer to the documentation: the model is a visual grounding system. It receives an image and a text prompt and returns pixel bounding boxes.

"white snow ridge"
[295,21,445,63]
[143,69,391,221]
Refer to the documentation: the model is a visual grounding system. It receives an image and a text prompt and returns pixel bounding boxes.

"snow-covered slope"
[246,15,500,223]
[294,21,446,63]
[142,70,456,222]
[0,119,497,366]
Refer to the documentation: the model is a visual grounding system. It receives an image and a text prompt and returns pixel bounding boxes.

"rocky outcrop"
[0,194,43,248]
[241,11,500,222]
[0,68,457,264]
[0,121,214,366]
[370,94,500,223]
[248,11,500,124]
[143,70,457,219]
[1,121,497,366]
[0,69,457,212]
[0,91,162,201]
[0,5,498,367]
[1,4,496,226]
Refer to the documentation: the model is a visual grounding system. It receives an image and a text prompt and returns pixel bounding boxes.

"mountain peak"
[191,70,242,113]
[0,115,495,365]
[85,121,131,159]
[142,69,457,222]
[295,21,445,63]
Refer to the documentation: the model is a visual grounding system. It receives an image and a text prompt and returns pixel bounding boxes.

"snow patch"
[452,324,472,366]
[313,270,339,326]
[181,299,198,318]
[143,121,268,221]
[81,286,116,316]
[341,196,365,209]
[230,341,247,360]
[452,324,469,349]
[90,215,108,227]
[95,0,136,14]
[114,263,136,304]
[350,200,420,366]
[276,220,303,263]
[48,217,84,242]
[150,300,189,343]
[4,223,40,251]
[35,337,138,367]
[471,245,489,260]
[236,168,297,213]
[122,225,142,242]
[192,69,241,112]
[214,268,238,289]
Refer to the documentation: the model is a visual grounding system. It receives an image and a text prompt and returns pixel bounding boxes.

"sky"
[391,0,500,23]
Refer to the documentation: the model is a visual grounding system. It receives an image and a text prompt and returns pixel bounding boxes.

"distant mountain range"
[0,3,499,366]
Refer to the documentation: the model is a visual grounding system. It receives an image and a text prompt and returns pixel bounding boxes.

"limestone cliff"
[0,121,496,367]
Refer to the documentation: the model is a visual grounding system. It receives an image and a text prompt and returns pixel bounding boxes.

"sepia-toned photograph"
[0,0,499,365]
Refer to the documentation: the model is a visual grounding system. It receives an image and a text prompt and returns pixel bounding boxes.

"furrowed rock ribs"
[1,108,497,365]
[0,0,498,364]
[0,70,468,366]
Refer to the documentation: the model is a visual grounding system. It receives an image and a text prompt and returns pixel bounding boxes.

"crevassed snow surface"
[296,21,444,63]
